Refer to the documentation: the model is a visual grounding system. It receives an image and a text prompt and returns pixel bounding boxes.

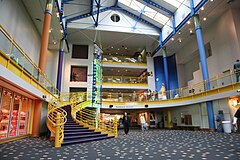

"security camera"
[237,89,240,93]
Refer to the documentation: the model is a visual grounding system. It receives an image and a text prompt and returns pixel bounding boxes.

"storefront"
[0,86,34,140]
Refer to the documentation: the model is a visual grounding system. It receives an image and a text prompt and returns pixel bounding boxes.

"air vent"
[111,14,120,22]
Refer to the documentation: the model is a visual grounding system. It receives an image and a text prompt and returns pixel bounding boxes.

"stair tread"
[64,131,100,135]
[64,129,94,132]
[64,133,107,140]
[62,136,114,145]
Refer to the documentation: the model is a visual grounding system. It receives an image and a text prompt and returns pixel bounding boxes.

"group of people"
[130,83,167,102]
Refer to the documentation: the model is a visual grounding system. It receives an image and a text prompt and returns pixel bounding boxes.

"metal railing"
[102,70,240,102]
[102,55,146,64]
[103,76,148,84]
[72,107,118,138]
[0,25,59,96]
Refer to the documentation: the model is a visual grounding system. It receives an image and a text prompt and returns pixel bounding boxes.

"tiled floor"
[0,129,240,160]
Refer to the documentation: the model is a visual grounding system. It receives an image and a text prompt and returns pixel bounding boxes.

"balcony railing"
[102,69,240,102]
[102,55,146,65]
[0,25,59,97]
[103,76,148,84]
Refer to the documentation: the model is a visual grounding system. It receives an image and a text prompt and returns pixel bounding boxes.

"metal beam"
[142,0,174,16]
[151,0,208,57]
[95,0,101,27]
[90,0,94,15]
[115,6,161,31]
[67,6,113,23]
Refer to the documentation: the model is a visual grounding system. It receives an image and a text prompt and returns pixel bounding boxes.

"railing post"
[55,112,61,148]
[114,116,118,138]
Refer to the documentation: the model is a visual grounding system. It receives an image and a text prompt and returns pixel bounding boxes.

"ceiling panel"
[103,67,147,77]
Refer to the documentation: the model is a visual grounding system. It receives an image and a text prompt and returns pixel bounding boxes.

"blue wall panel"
[154,54,179,93]
[167,54,179,90]
[154,56,165,92]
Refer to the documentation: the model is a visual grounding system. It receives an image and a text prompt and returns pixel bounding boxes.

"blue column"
[194,14,215,130]
[56,39,64,91]
[162,47,169,90]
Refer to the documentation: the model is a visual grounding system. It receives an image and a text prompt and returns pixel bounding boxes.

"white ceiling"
[21,0,240,59]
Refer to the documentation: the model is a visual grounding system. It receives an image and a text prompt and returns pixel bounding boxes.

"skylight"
[119,0,170,25]
[163,0,185,8]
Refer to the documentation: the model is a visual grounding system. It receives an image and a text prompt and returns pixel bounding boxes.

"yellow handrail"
[70,100,118,138]
[0,25,59,96]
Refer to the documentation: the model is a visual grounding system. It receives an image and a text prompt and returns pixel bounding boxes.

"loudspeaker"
[109,105,113,108]
[145,105,148,108]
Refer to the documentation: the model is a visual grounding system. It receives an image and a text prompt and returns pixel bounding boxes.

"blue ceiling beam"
[95,0,101,27]
[67,6,114,23]
[115,6,161,31]
[90,0,94,15]
[142,0,174,16]
[151,0,208,57]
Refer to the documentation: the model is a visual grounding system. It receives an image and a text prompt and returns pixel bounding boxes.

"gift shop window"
[0,87,33,139]
[0,89,13,139]
[9,94,21,137]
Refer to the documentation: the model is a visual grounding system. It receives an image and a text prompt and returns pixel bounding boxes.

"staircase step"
[62,136,114,145]
[64,124,84,127]
[64,126,88,130]
[64,129,94,132]
[64,131,100,136]
[64,133,107,140]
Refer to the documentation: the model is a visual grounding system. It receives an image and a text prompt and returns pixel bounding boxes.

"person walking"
[123,112,130,135]
[234,59,240,82]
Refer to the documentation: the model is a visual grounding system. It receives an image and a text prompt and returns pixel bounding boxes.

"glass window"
[0,89,13,139]
[19,97,28,135]
[9,94,21,137]
[119,0,170,25]
[163,0,185,8]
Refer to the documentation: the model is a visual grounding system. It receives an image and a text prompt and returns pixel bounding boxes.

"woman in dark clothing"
[123,112,130,135]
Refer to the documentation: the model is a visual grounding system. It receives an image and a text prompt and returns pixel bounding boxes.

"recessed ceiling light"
[111,46,113,49]
[171,38,174,41]
[125,47,127,50]
[53,41,57,45]
[118,48,120,50]
[178,31,181,35]
[203,17,207,21]
[116,52,118,54]
[60,29,64,33]
[49,29,52,33]
[189,29,193,33]
[56,12,60,18]
[201,7,204,10]
[178,38,182,43]
[187,21,191,24]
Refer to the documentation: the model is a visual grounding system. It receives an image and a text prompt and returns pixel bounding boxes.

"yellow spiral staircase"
[46,92,118,148]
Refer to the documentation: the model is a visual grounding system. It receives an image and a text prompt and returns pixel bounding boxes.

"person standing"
[216,110,224,132]
[140,114,147,131]
[234,59,240,82]
[123,112,130,135]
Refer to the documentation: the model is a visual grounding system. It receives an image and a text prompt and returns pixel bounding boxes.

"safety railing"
[0,25,59,96]
[103,76,148,84]
[72,107,118,138]
[102,69,240,102]
[46,92,88,148]
[102,55,146,65]
[46,102,67,148]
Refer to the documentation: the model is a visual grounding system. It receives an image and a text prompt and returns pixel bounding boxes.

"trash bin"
[222,121,232,133]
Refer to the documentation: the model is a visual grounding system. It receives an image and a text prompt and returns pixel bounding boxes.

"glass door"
[9,94,21,137]
[19,97,28,135]
[0,89,13,139]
